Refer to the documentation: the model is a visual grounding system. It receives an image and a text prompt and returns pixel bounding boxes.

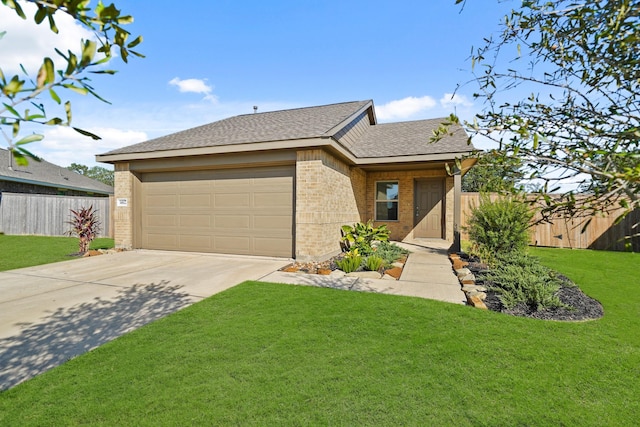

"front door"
[414,179,444,238]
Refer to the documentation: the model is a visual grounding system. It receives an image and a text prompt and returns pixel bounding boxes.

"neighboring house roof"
[0,149,113,195]
[98,100,476,164]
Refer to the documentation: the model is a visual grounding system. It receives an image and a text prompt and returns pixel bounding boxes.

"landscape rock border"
[449,253,487,309]
[449,252,605,321]
[279,256,406,281]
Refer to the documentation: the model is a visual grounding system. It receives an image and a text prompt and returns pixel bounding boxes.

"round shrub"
[465,194,534,260]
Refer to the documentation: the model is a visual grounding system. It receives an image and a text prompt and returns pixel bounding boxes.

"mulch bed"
[466,261,604,321]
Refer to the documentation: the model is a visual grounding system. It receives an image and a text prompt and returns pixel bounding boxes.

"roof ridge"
[235,100,372,118]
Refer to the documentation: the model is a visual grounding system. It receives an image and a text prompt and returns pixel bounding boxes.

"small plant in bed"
[374,241,410,268]
[364,254,384,272]
[66,205,101,255]
[335,249,362,273]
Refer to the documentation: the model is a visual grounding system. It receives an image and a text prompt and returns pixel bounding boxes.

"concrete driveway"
[0,250,289,391]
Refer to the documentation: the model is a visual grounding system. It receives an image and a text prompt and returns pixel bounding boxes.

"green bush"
[341,220,390,255]
[486,252,567,311]
[374,241,410,267]
[364,255,384,272]
[465,194,533,261]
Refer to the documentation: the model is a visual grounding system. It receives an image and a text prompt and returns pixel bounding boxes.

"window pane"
[376,182,398,201]
[376,201,398,221]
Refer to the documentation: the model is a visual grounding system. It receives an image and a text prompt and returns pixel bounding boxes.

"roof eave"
[96,138,334,163]
[97,136,477,170]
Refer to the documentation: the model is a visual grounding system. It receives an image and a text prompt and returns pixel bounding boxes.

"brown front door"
[414,179,444,238]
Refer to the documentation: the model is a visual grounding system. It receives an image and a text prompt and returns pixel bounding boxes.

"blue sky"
[1,0,517,167]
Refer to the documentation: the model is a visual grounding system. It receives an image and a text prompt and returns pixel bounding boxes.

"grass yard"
[0,235,114,271]
[0,247,638,425]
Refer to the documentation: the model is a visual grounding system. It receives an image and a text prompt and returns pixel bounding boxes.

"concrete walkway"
[260,239,466,305]
[0,250,289,391]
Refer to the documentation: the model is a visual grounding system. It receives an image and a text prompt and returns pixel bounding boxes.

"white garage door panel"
[139,166,294,257]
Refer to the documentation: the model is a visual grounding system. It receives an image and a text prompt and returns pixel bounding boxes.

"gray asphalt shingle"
[103,100,372,155]
[0,149,113,194]
[100,100,475,160]
[349,118,473,158]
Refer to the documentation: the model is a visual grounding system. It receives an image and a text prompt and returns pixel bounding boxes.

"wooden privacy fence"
[461,193,639,252]
[0,192,113,238]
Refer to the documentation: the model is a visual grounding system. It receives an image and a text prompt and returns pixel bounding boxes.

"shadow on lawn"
[0,281,192,392]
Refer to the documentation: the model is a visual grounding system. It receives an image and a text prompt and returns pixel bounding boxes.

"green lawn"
[0,235,114,271]
[0,247,638,425]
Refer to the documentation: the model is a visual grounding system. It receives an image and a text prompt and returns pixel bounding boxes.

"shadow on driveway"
[0,281,191,391]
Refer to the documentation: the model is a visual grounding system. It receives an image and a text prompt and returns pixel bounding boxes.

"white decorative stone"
[455,268,471,277]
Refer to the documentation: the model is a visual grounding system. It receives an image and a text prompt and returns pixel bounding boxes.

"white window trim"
[375,180,399,222]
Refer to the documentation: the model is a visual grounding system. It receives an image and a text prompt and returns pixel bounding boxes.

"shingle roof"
[0,149,113,194]
[349,118,472,158]
[103,100,372,156]
[98,99,476,162]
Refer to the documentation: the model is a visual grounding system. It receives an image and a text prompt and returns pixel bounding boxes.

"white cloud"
[440,93,473,109]
[169,77,217,102]
[0,3,95,74]
[37,126,147,167]
[375,96,437,121]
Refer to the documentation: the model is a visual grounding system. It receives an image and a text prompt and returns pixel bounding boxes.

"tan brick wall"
[113,163,134,249]
[295,149,365,261]
[366,169,453,242]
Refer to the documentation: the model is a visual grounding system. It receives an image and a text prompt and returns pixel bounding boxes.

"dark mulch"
[466,260,604,322]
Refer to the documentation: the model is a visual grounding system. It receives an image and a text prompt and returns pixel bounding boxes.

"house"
[97,100,477,260]
[0,148,113,196]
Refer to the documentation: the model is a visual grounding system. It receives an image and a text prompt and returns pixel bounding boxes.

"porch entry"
[414,179,444,238]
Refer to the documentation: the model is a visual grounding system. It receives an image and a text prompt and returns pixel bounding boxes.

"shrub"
[465,194,533,261]
[485,252,567,311]
[66,205,100,254]
[341,220,390,255]
[374,241,410,267]
[364,255,384,272]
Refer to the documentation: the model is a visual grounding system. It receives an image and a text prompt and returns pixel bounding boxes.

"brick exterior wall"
[295,149,365,261]
[365,169,454,242]
[113,163,134,249]
[111,152,456,259]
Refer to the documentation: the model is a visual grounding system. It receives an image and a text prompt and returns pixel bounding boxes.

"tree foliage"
[462,149,525,192]
[454,0,639,238]
[67,162,113,186]
[0,0,142,165]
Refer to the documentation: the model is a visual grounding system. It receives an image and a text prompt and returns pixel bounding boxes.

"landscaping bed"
[455,253,604,321]
[279,251,406,280]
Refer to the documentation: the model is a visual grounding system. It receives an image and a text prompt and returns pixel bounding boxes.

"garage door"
[139,166,294,257]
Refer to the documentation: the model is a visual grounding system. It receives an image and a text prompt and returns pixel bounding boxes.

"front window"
[375,181,398,221]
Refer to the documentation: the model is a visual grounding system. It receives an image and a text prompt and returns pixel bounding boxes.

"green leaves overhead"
[0,0,143,165]
[36,58,55,88]
[455,0,640,241]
